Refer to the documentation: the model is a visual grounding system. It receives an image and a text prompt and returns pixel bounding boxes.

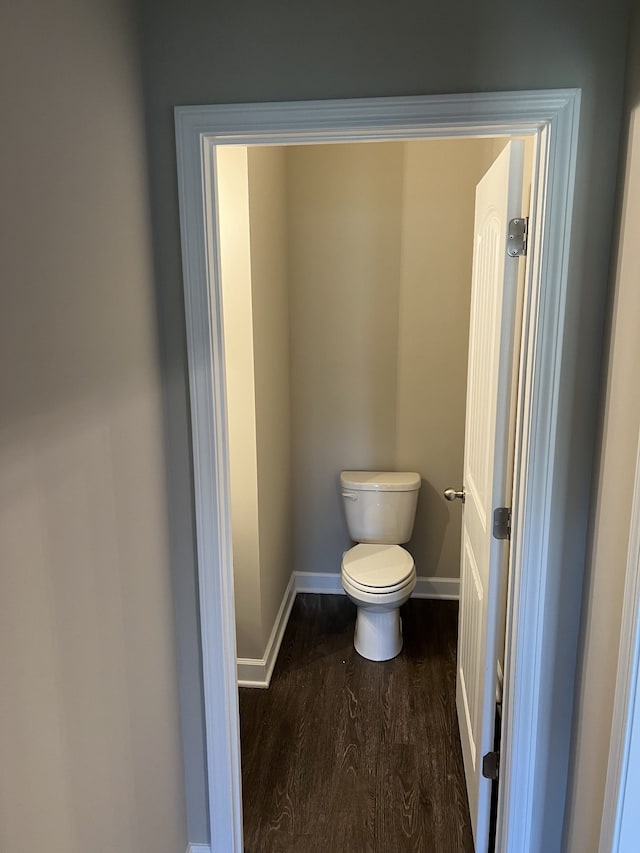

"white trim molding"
[413,576,460,600]
[294,570,346,595]
[237,573,297,688]
[187,845,211,853]
[600,430,640,852]
[174,89,581,853]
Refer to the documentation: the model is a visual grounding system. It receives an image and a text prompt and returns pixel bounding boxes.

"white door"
[455,140,525,852]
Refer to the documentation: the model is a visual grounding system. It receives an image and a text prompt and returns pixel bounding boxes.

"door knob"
[444,488,465,503]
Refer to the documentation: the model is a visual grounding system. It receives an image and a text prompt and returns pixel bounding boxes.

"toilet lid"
[342,544,415,590]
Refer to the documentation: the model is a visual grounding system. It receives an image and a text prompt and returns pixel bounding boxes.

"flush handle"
[341,492,358,501]
[444,488,465,503]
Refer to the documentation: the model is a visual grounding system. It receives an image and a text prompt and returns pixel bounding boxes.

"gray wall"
[135,0,630,844]
[0,1,187,851]
[564,9,640,850]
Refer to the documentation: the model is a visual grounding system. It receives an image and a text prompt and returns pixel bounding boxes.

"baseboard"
[294,570,345,594]
[237,570,459,688]
[187,844,211,853]
[295,570,459,600]
[237,572,297,689]
[412,576,460,600]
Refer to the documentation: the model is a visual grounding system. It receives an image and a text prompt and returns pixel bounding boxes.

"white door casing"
[457,141,524,851]
[173,92,581,852]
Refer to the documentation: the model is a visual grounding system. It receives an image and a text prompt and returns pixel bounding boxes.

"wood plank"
[239,594,474,852]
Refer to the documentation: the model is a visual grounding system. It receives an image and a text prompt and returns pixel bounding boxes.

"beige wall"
[222,137,533,687]
[248,147,294,638]
[395,138,497,577]
[217,146,263,659]
[0,2,187,852]
[564,14,640,850]
[287,139,497,579]
[287,142,404,574]
[218,146,292,659]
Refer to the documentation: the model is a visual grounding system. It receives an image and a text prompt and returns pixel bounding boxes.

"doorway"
[215,134,523,850]
[174,90,580,853]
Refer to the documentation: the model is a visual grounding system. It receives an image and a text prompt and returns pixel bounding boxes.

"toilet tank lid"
[340,471,421,492]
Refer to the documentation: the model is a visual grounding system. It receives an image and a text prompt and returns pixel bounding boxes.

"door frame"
[174,90,581,853]
[599,427,640,851]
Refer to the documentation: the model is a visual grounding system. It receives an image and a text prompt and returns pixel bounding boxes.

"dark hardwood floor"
[239,594,474,853]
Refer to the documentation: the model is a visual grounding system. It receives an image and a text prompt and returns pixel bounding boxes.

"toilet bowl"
[341,543,417,660]
[339,471,421,661]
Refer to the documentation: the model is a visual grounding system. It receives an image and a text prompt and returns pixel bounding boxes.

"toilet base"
[354,607,403,661]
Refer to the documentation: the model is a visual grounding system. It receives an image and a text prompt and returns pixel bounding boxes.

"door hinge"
[507,217,528,257]
[493,507,511,540]
[482,750,500,781]
[483,700,502,782]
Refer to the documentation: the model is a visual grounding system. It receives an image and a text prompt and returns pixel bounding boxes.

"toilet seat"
[342,544,415,594]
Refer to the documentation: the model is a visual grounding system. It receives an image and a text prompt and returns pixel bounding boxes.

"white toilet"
[340,470,421,661]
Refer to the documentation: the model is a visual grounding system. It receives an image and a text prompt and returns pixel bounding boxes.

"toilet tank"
[340,471,421,544]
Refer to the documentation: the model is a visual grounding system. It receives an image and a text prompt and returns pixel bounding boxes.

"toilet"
[340,471,421,661]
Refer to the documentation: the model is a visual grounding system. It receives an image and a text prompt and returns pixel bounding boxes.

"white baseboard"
[294,570,345,594]
[413,575,460,600]
[237,569,459,688]
[187,844,211,853]
[237,572,297,689]
[295,570,459,600]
